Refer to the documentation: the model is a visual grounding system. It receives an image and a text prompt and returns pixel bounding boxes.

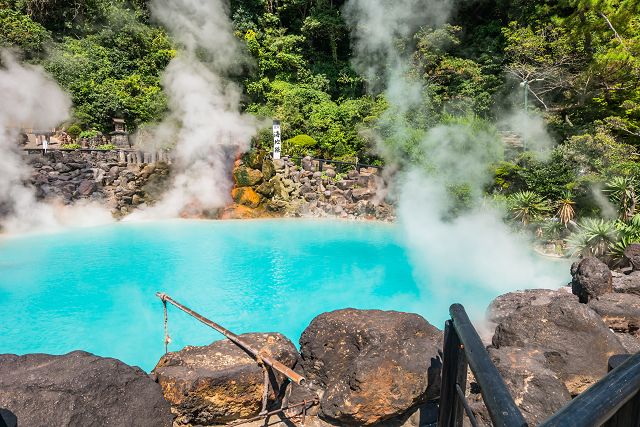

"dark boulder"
[153,333,300,425]
[492,296,626,395]
[613,271,640,296]
[76,179,96,197]
[588,292,640,333]
[488,346,571,425]
[624,244,640,271]
[0,351,172,427]
[487,288,577,325]
[571,257,612,303]
[300,309,442,426]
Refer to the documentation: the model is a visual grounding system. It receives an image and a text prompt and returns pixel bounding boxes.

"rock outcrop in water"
[299,309,442,426]
[152,332,300,426]
[0,350,173,427]
[223,151,395,221]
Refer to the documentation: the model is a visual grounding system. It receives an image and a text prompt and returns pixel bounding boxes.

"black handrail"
[539,352,640,427]
[440,304,640,427]
[439,304,527,427]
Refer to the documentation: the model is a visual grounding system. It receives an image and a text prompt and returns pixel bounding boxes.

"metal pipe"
[156,292,306,385]
[539,352,640,427]
[449,304,527,427]
[229,399,318,426]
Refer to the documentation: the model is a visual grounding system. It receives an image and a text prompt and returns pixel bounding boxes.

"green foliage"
[66,124,82,139]
[605,176,638,221]
[568,218,619,258]
[0,8,51,57]
[96,143,116,150]
[61,143,80,149]
[284,134,317,157]
[506,190,552,225]
[37,3,173,132]
[78,129,100,140]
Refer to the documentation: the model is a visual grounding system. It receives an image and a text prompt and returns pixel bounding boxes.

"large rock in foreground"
[492,295,626,395]
[153,333,300,426]
[0,351,172,427]
[488,346,571,425]
[300,309,442,426]
[487,288,576,325]
[571,257,612,303]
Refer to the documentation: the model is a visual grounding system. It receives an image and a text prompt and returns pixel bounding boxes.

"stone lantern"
[110,118,130,148]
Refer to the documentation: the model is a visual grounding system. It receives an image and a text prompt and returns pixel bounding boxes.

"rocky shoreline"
[17,148,395,223]
[1,245,639,426]
[3,150,639,426]
[223,151,395,221]
[23,150,171,218]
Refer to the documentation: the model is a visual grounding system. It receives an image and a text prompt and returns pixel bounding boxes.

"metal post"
[449,304,527,427]
[438,320,466,427]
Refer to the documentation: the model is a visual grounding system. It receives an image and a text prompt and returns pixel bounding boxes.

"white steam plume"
[0,52,111,234]
[140,0,263,218]
[343,0,568,314]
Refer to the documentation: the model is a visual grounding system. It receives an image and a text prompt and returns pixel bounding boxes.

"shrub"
[568,218,618,259]
[66,124,82,140]
[79,129,100,140]
[61,143,81,150]
[285,134,317,157]
[506,191,552,225]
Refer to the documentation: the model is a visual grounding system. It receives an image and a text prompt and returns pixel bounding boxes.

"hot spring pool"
[0,219,569,371]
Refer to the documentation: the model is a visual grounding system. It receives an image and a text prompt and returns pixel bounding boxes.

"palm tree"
[605,176,637,222]
[568,218,618,258]
[556,192,576,227]
[507,191,552,226]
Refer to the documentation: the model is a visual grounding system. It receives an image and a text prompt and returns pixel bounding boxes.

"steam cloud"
[0,52,111,234]
[343,0,567,316]
[141,0,263,218]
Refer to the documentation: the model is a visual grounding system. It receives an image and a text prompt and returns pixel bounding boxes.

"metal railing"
[439,304,640,427]
[284,155,382,174]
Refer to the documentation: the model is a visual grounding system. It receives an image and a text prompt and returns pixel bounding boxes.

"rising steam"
[343,0,567,313]
[0,52,111,234]
[140,0,263,218]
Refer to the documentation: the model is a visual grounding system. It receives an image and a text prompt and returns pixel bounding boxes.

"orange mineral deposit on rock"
[231,187,261,209]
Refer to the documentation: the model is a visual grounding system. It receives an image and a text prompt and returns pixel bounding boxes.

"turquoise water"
[0,219,568,371]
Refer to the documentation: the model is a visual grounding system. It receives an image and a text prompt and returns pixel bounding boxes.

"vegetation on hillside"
[1,0,639,260]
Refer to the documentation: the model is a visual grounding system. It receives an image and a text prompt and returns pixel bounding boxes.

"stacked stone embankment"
[25,150,170,217]
[223,150,395,221]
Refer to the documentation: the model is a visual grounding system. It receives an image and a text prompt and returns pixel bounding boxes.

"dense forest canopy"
[1,0,639,259]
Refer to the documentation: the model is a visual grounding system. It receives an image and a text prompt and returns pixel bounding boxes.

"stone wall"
[25,150,170,217]
[23,149,393,221]
[224,151,395,221]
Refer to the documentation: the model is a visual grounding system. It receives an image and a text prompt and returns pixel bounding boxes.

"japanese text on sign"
[272,120,282,160]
